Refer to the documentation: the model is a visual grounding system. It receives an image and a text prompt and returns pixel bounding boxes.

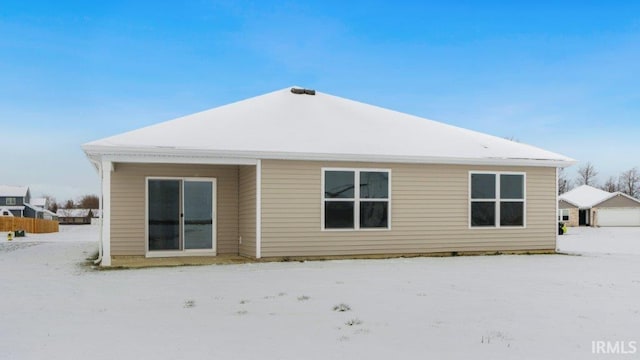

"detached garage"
[593,193,640,227]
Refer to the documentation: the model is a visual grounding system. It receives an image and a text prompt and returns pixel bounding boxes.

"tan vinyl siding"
[110,163,239,256]
[238,165,257,257]
[260,160,557,257]
[558,200,578,209]
[595,194,640,208]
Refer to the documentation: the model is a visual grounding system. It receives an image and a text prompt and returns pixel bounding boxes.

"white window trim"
[6,197,16,205]
[558,209,570,221]
[321,167,392,231]
[468,171,527,229]
[145,176,217,257]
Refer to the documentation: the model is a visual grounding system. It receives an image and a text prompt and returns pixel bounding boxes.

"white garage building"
[595,197,640,227]
[559,185,640,227]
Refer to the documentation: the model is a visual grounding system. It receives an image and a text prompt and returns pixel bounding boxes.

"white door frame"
[145,177,217,257]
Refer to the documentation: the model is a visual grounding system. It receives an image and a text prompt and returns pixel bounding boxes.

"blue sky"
[2,1,639,201]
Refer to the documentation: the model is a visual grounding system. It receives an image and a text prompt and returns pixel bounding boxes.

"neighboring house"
[56,209,93,225]
[559,185,640,227]
[82,87,575,266]
[0,185,30,217]
[0,186,59,220]
[24,204,58,220]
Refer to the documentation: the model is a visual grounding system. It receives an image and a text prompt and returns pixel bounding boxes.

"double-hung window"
[470,172,525,228]
[6,197,16,205]
[323,169,390,230]
[558,209,569,221]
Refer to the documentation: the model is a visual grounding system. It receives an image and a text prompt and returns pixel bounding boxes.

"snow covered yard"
[1,226,639,359]
[557,226,640,255]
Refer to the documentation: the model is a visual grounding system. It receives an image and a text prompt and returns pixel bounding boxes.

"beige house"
[83,87,575,266]
[559,185,640,227]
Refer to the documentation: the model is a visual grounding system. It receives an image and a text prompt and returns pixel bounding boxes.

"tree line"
[558,162,640,197]
[41,194,100,213]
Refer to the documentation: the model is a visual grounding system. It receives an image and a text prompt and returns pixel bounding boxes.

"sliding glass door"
[183,180,213,249]
[148,180,181,251]
[147,178,216,253]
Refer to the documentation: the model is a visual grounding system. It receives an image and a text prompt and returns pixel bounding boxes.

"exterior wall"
[9,209,23,217]
[59,216,92,225]
[592,195,640,227]
[260,160,557,257]
[238,165,257,258]
[558,200,579,227]
[563,208,579,227]
[558,200,577,209]
[23,206,36,218]
[0,196,25,207]
[595,194,640,208]
[110,163,239,256]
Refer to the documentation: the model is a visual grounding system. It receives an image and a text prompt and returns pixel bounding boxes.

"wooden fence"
[0,217,59,233]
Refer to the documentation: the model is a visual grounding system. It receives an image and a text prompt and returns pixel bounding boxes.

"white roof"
[91,209,102,217]
[0,185,29,197]
[0,208,14,216]
[31,197,47,207]
[559,185,615,209]
[56,209,92,217]
[42,209,58,217]
[83,87,575,167]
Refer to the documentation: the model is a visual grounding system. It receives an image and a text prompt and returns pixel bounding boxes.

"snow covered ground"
[557,226,640,255]
[1,225,639,359]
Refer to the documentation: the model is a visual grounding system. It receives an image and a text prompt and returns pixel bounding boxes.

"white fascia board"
[83,146,575,168]
[93,153,259,165]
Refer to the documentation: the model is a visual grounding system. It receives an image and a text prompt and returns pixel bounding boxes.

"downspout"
[555,167,559,252]
[90,158,103,265]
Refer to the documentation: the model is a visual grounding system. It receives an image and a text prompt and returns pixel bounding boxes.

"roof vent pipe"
[291,88,315,95]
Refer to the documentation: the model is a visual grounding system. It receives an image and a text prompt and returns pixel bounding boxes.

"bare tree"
[62,199,75,209]
[576,162,599,186]
[78,194,99,209]
[558,168,572,194]
[600,176,619,193]
[41,194,58,213]
[619,167,640,198]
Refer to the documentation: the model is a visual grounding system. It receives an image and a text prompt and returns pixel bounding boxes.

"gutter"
[82,146,577,168]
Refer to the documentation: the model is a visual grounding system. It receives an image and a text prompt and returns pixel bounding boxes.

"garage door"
[597,208,640,227]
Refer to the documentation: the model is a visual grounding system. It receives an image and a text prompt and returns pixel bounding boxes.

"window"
[6,197,16,205]
[323,169,390,230]
[470,172,525,228]
[558,209,569,221]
